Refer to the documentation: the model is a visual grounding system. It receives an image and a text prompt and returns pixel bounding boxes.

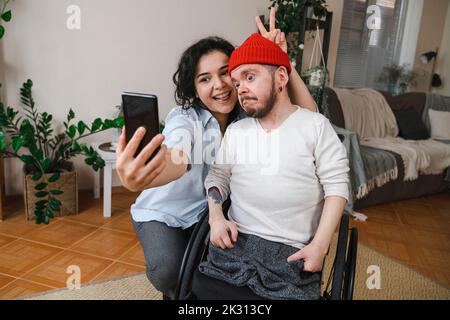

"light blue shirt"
[130,106,223,229]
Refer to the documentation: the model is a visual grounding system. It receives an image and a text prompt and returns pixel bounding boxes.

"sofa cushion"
[429,109,450,140]
[393,108,430,140]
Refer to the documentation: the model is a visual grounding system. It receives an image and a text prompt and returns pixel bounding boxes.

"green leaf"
[35,204,46,211]
[1,11,12,22]
[50,197,62,206]
[68,109,75,121]
[98,158,105,167]
[46,209,54,219]
[91,118,102,132]
[49,202,59,211]
[35,212,44,224]
[35,191,48,198]
[48,171,60,183]
[0,131,6,151]
[85,157,94,165]
[0,26,5,39]
[35,199,48,207]
[80,145,89,153]
[102,119,114,130]
[71,141,80,152]
[35,149,44,161]
[77,121,87,135]
[34,182,48,191]
[21,155,35,165]
[49,198,61,211]
[68,125,76,138]
[11,136,24,152]
[50,189,64,196]
[42,158,51,172]
[113,117,125,128]
[32,170,43,181]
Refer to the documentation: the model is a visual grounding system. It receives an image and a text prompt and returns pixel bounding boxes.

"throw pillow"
[393,108,430,140]
[429,109,450,140]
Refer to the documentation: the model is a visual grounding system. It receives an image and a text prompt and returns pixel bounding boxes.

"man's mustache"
[240,96,258,102]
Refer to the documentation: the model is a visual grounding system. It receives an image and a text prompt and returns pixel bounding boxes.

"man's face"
[231,64,277,118]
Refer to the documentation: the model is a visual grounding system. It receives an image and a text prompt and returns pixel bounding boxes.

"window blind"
[334,0,407,89]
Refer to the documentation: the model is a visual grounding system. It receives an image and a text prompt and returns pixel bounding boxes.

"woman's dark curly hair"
[173,36,236,110]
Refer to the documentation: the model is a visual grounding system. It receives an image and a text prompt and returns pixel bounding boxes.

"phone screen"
[122,92,160,161]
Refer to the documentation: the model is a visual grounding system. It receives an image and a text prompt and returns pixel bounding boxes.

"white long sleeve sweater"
[205,107,349,249]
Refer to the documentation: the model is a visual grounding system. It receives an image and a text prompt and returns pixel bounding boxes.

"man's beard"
[243,80,277,119]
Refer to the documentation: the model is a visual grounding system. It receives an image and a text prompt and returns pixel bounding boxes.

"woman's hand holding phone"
[116,127,168,192]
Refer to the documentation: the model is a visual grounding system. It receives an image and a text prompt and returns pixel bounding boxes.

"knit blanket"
[360,145,398,197]
[198,233,321,300]
[361,137,450,181]
[332,88,399,139]
[333,126,398,200]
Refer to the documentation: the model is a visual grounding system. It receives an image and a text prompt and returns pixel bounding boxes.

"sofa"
[325,87,449,210]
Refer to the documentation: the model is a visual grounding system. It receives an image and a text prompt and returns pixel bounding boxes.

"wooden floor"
[0,187,449,299]
[0,188,144,299]
[351,191,450,288]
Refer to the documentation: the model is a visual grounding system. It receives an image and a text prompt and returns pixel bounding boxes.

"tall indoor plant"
[269,0,328,69]
[0,80,124,224]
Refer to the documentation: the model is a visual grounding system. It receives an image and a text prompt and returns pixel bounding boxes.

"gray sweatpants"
[132,219,195,299]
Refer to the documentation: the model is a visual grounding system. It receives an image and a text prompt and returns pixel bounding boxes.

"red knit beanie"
[228,33,292,76]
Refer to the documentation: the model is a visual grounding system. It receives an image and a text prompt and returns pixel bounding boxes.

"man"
[199,33,350,300]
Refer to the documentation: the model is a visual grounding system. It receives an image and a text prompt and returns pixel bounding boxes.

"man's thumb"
[287,250,305,262]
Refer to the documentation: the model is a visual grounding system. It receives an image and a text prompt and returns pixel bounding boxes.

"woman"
[116,8,317,300]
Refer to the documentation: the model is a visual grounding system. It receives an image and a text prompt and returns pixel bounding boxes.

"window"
[334,0,408,89]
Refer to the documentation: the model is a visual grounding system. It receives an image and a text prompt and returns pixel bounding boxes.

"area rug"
[25,239,450,300]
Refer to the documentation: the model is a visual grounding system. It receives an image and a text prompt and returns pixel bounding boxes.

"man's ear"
[276,66,290,89]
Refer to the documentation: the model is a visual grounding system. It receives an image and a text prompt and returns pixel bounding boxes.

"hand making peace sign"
[255,7,288,54]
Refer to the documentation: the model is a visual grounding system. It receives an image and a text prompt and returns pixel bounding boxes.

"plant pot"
[23,162,78,221]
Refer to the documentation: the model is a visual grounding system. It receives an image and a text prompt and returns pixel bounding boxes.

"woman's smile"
[213,91,232,103]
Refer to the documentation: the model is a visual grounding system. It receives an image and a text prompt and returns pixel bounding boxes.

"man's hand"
[287,242,328,273]
[116,127,167,192]
[209,217,239,250]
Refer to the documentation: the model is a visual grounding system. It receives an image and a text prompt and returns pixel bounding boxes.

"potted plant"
[269,0,328,68]
[0,79,124,224]
[377,63,418,96]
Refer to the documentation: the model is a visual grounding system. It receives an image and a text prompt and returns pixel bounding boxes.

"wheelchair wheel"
[343,228,358,300]
[330,214,349,300]
[175,210,210,300]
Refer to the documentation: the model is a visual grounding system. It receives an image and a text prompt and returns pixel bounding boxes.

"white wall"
[398,0,424,67]
[411,0,449,92]
[0,0,268,195]
[435,1,450,96]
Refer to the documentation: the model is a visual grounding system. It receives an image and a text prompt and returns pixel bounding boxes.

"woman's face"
[194,50,238,116]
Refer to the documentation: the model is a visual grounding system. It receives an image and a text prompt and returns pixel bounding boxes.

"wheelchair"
[175,200,358,300]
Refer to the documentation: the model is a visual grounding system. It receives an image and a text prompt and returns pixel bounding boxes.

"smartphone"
[122,92,160,162]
